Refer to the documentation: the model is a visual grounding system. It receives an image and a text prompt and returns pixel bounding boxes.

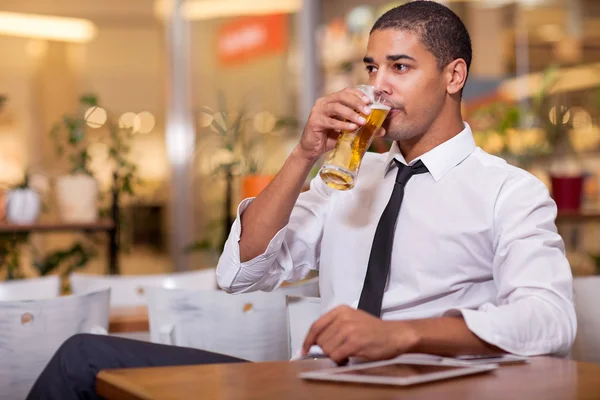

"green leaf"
[230,108,246,142]
[50,124,61,139]
[217,91,228,121]
[499,107,521,133]
[210,114,228,136]
[35,241,97,276]
[122,179,134,195]
[274,117,300,131]
[183,239,214,253]
[80,94,98,107]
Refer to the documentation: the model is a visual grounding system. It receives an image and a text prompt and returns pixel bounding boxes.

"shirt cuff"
[217,197,289,290]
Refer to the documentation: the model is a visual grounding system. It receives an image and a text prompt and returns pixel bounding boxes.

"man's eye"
[394,64,408,71]
[365,65,377,74]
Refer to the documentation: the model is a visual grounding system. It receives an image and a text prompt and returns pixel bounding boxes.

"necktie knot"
[393,159,429,186]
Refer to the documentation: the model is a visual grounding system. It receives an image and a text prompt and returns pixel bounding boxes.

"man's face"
[364,29,447,141]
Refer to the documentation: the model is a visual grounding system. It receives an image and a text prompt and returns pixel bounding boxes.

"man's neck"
[398,116,465,164]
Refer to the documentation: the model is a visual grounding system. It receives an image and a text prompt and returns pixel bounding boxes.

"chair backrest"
[0,276,61,301]
[0,288,110,400]
[146,287,289,362]
[286,296,322,358]
[70,269,218,307]
[571,276,600,363]
[278,276,320,298]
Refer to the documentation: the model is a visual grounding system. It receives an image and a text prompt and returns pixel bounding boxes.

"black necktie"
[357,159,429,317]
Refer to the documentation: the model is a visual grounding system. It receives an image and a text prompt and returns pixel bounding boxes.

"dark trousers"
[27,334,248,400]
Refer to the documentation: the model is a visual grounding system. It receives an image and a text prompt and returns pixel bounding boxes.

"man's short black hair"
[371,0,472,75]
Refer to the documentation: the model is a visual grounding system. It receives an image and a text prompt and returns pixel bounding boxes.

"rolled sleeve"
[216,176,333,294]
[446,172,577,356]
[216,198,290,293]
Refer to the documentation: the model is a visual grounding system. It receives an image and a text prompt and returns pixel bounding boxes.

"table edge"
[97,370,156,400]
[108,319,150,333]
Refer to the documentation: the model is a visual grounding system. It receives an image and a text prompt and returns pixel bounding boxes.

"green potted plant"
[51,94,138,222]
[191,98,298,253]
[5,174,41,225]
[470,66,600,211]
[51,95,99,222]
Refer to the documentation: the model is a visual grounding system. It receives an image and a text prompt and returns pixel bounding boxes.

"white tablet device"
[299,358,498,386]
[454,354,529,365]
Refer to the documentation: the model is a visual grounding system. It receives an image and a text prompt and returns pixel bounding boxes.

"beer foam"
[371,102,391,111]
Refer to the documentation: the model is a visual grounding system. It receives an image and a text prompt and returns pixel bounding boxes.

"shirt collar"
[384,122,476,182]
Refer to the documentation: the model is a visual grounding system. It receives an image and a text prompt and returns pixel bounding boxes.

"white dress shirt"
[217,123,576,357]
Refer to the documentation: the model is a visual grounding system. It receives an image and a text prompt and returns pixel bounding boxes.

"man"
[28,2,575,399]
[217,0,575,361]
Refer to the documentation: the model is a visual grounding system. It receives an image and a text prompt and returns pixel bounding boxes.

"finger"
[329,90,372,116]
[375,126,386,138]
[339,88,372,105]
[329,340,360,365]
[320,332,348,364]
[321,117,358,133]
[303,313,338,355]
[325,103,368,127]
[302,307,346,355]
[316,318,345,355]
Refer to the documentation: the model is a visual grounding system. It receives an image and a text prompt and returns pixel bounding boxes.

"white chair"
[571,276,600,363]
[0,275,61,301]
[0,288,110,400]
[70,268,218,307]
[286,296,322,358]
[146,287,289,362]
[278,276,320,298]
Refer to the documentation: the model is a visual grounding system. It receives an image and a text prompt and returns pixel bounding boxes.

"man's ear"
[446,59,468,95]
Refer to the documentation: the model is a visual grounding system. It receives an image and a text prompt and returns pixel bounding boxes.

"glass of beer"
[319,85,391,190]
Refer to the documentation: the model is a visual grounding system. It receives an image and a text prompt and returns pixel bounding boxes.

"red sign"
[217,14,288,66]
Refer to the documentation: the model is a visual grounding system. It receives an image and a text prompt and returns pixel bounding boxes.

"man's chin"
[383,124,420,142]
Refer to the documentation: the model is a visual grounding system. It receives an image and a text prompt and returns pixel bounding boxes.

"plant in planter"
[44,94,139,279]
[470,66,600,211]
[191,99,298,252]
[0,175,96,282]
[0,172,95,282]
[5,174,42,225]
[51,94,138,223]
[51,96,98,223]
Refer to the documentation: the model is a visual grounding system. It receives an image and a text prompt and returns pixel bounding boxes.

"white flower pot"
[56,174,99,223]
[6,188,41,224]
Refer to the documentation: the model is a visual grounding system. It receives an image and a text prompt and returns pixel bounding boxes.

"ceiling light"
[0,12,97,43]
[155,0,301,21]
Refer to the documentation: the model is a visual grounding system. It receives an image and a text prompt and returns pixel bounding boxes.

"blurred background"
[1,0,600,282]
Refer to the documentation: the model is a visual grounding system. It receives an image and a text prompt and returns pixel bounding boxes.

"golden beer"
[319,88,390,190]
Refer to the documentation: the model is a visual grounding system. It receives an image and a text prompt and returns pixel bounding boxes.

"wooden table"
[97,357,600,399]
[109,306,149,333]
